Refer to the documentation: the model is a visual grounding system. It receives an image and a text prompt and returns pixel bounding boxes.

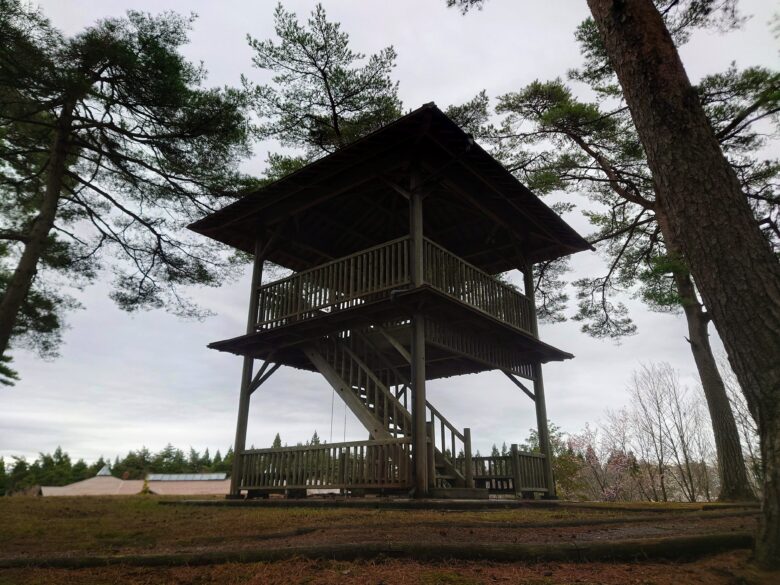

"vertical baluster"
[366,250,372,294]
[335,261,341,308]
[373,248,378,293]
[349,445,355,486]
[315,268,321,310]
[312,269,318,311]
[376,248,381,292]
[386,244,391,288]
[391,241,396,284]
[359,253,364,296]
[368,250,373,294]
[325,446,331,486]
[320,447,326,486]
[383,383,389,432]
[451,432,456,462]
[315,268,320,311]
[370,443,375,485]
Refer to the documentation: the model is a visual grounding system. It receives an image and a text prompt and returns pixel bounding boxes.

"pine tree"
[585,0,780,564]
[246,2,401,176]
[0,1,254,375]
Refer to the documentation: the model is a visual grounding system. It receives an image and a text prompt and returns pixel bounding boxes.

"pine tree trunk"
[0,100,74,359]
[656,209,755,501]
[587,0,780,568]
[673,267,755,501]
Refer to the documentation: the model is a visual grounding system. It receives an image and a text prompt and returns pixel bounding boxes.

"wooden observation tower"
[189,104,591,499]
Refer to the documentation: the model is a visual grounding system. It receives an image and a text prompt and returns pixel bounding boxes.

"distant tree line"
[0,431,327,495]
[0,445,234,495]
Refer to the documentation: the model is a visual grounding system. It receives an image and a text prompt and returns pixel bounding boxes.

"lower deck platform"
[209,287,571,381]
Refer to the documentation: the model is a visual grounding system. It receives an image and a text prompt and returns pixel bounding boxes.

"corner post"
[510,443,522,497]
[410,165,428,497]
[463,427,474,488]
[229,236,266,498]
[523,264,556,498]
[426,421,436,491]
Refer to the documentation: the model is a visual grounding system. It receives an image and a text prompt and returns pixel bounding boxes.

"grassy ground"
[0,496,642,557]
[0,496,773,584]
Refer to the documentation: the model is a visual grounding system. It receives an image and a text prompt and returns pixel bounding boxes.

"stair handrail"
[338,341,412,427]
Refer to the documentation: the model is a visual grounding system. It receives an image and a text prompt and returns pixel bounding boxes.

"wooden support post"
[410,166,428,497]
[532,364,556,498]
[523,264,556,499]
[410,166,424,288]
[411,313,428,497]
[229,237,265,498]
[464,427,474,489]
[426,421,436,490]
[511,443,522,498]
[339,451,348,488]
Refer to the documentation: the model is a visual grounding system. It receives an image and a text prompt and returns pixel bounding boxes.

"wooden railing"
[254,235,533,335]
[256,236,411,330]
[422,238,533,334]
[238,438,412,490]
[455,445,548,493]
[426,399,472,487]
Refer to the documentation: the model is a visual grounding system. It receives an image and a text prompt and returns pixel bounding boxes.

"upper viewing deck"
[255,236,533,335]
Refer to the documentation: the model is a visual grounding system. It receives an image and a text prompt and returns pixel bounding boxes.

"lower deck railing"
[237,439,546,494]
[238,438,412,490]
[455,447,548,493]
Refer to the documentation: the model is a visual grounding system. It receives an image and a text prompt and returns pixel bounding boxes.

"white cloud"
[2,0,774,462]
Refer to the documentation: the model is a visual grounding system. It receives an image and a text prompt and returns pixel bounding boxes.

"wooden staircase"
[303,329,470,489]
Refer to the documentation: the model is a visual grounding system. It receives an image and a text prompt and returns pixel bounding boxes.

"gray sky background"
[1,0,777,463]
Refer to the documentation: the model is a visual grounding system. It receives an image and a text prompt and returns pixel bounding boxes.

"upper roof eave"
[188,103,593,265]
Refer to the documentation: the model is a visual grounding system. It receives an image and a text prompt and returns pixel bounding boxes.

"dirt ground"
[0,497,774,584]
[2,551,778,585]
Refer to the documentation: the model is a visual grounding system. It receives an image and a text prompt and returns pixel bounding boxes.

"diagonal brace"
[503,370,535,401]
[248,360,281,395]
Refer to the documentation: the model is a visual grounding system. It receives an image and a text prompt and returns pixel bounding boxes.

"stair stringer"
[302,344,393,440]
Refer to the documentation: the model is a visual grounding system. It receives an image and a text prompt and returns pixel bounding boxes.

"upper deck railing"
[255,236,533,335]
[256,236,411,330]
[422,238,533,333]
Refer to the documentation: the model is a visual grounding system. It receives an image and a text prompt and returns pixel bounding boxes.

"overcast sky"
[2,0,777,464]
